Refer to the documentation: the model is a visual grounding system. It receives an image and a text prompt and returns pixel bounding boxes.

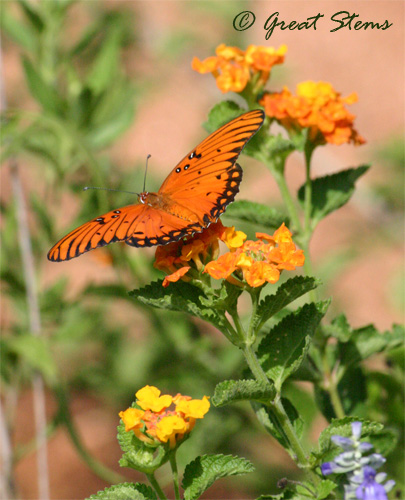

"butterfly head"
[138,192,150,204]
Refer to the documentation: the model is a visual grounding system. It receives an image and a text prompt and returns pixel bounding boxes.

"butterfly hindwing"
[124,207,203,248]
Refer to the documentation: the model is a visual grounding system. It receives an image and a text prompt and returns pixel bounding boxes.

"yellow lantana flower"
[118,407,144,432]
[136,385,173,412]
[119,386,210,449]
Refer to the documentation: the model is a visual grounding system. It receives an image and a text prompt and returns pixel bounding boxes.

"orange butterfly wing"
[158,109,265,223]
[47,110,264,262]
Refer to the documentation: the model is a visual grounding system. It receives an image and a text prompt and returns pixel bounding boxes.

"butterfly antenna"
[143,154,151,193]
[83,186,139,196]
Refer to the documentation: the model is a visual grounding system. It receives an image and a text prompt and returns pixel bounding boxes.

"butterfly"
[47,109,265,262]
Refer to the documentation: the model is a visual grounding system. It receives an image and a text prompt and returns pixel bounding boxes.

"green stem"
[323,358,346,419]
[329,382,346,419]
[303,144,314,236]
[270,162,303,234]
[169,453,181,500]
[147,472,168,500]
[272,395,310,470]
[242,343,321,487]
[241,343,270,386]
[247,289,260,343]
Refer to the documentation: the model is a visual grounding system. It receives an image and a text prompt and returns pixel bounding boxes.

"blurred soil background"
[1,1,404,499]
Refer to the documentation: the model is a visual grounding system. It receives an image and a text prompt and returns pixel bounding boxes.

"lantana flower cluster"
[192,43,287,94]
[204,223,304,288]
[321,422,395,500]
[119,385,210,449]
[154,220,304,289]
[193,44,365,147]
[154,220,231,287]
[260,81,365,146]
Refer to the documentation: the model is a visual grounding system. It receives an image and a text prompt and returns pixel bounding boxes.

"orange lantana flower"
[260,81,365,146]
[192,44,287,94]
[204,223,304,288]
[119,386,210,449]
[154,221,245,287]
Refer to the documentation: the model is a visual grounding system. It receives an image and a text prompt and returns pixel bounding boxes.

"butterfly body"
[48,110,264,262]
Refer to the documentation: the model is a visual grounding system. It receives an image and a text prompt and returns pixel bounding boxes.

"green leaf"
[316,479,337,500]
[257,301,329,390]
[130,280,227,332]
[18,0,45,32]
[86,83,136,148]
[249,133,295,163]
[256,491,297,500]
[22,57,65,115]
[298,165,370,228]
[351,323,404,361]
[212,379,275,407]
[7,335,58,384]
[86,25,123,95]
[87,482,156,500]
[323,314,352,342]
[223,200,290,230]
[203,101,244,132]
[182,454,254,500]
[117,420,169,474]
[254,276,320,332]
[0,5,36,49]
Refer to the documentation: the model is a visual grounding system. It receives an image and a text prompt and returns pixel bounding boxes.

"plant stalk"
[169,453,181,500]
[10,159,50,500]
[147,472,168,500]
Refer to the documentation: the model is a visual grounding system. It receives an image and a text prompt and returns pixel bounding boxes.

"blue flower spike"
[320,421,395,500]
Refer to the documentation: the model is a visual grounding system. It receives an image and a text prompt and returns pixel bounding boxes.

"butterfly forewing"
[48,110,265,261]
[158,109,265,197]
[47,205,146,261]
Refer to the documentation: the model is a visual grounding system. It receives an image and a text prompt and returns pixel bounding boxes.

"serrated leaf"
[203,101,244,132]
[182,454,254,500]
[250,133,295,163]
[22,57,65,115]
[352,323,404,360]
[323,314,352,342]
[254,276,320,332]
[298,166,370,228]
[256,490,297,500]
[223,200,289,230]
[117,421,168,474]
[87,482,156,500]
[212,379,275,407]
[316,479,337,499]
[130,280,227,332]
[257,301,329,390]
